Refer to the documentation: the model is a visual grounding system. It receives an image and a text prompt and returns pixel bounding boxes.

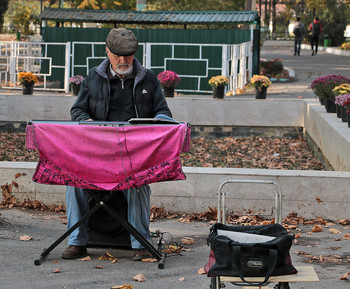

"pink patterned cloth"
[26,123,191,190]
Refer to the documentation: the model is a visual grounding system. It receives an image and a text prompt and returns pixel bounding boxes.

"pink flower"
[157,71,181,88]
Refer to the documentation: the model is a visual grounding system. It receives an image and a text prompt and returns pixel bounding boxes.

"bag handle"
[231,245,277,286]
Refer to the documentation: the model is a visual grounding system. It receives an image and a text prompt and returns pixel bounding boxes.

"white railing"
[0,41,70,92]
[0,40,252,95]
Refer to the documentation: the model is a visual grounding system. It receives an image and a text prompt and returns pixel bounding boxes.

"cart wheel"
[210,277,225,288]
[274,282,290,289]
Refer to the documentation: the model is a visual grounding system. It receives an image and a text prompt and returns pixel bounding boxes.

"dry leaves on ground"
[19,235,32,241]
[141,258,157,263]
[197,268,206,275]
[180,136,325,170]
[182,237,195,245]
[340,272,350,280]
[79,256,92,261]
[295,251,348,264]
[311,225,323,232]
[99,252,115,261]
[52,268,61,273]
[164,245,182,254]
[111,285,134,289]
[133,273,146,282]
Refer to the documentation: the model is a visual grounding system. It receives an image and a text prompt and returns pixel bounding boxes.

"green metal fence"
[43,27,256,93]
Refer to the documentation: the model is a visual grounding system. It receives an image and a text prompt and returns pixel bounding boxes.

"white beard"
[115,64,133,76]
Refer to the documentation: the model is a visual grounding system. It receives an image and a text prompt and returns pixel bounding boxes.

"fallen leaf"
[99,252,115,261]
[338,219,350,225]
[112,258,118,263]
[181,237,195,245]
[178,277,185,281]
[79,256,92,261]
[329,228,341,234]
[133,273,146,282]
[197,268,206,275]
[20,235,32,241]
[111,285,134,289]
[312,225,323,232]
[95,265,104,269]
[316,197,323,203]
[181,248,192,252]
[141,258,157,263]
[339,272,350,280]
[164,245,182,254]
[51,261,59,263]
[52,268,61,273]
[343,234,350,240]
[295,232,301,238]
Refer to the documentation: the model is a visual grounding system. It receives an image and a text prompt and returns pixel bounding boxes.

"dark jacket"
[70,58,172,121]
[293,21,306,41]
[309,20,322,37]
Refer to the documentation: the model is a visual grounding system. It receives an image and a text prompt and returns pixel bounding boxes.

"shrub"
[260,59,284,76]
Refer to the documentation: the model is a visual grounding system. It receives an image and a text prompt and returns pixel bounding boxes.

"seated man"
[62,28,172,261]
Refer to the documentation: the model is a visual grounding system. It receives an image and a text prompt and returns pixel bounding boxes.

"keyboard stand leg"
[35,192,166,269]
[100,200,167,269]
[34,201,102,266]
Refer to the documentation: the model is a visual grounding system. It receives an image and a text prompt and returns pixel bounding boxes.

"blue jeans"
[65,185,151,249]
[294,39,301,54]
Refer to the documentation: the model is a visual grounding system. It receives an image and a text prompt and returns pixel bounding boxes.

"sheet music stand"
[34,190,167,268]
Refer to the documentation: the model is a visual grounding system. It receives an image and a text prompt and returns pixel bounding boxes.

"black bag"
[294,27,301,37]
[311,23,321,37]
[205,223,297,286]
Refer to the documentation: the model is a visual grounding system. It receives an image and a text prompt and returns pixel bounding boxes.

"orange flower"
[18,72,38,86]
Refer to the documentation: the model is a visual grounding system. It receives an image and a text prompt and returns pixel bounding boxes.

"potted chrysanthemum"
[157,70,181,97]
[311,74,350,112]
[208,75,229,99]
[249,75,271,99]
[17,71,38,95]
[333,83,350,119]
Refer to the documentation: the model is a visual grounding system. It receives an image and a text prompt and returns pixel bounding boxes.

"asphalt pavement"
[1,41,350,289]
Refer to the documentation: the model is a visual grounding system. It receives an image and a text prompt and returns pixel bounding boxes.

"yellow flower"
[209,75,229,87]
[333,83,350,96]
[249,74,271,89]
[18,72,38,86]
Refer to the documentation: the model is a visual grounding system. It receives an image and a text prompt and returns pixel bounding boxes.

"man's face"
[106,47,134,76]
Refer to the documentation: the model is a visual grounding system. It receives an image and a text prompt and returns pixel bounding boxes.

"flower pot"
[22,84,34,95]
[341,107,348,122]
[319,98,325,105]
[336,104,342,118]
[213,86,225,99]
[163,86,175,98]
[325,98,336,113]
[71,83,81,96]
[255,86,267,99]
[348,116,350,128]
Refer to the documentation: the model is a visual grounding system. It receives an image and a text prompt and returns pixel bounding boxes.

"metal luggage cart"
[210,180,319,289]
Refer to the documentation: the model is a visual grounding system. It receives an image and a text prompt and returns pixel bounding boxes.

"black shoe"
[61,245,87,259]
[298,52,300,56]
[132,249,152,261]
[312,51,314,56]
[293,52,296,56]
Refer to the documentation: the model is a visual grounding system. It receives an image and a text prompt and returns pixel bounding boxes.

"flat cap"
[106,28,138,56]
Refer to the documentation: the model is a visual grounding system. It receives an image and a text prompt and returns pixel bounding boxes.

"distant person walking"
[293,17,306,56]
[309,17,322,56]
